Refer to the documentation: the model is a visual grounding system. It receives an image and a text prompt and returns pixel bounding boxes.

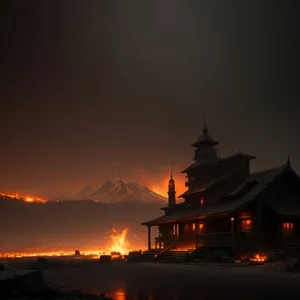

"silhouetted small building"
[142,123,300,257]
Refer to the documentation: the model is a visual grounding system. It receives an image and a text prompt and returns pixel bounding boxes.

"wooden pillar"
[231,217,235,253]
[158,231,162,249]
[254,201,264,252]
[148,225,151,251]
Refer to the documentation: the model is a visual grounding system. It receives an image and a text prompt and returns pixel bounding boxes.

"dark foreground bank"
[0,261,112,300]
[3,258,300,300]
[42,260,300,300]
[4,287,113,300]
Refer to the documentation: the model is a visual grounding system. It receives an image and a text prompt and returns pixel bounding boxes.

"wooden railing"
[196,231,233,247]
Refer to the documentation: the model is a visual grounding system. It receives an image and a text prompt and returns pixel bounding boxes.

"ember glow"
[149,174,186,198]
[0,227,138,259]
[108,227,130,254]
[250,253,267,262]
[170,246,195,251]
[0,193,46,204]
[0,250,98,259]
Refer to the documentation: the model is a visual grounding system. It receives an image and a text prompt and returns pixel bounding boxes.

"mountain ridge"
[61,179,167,205]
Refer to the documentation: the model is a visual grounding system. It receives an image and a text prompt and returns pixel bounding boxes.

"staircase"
[134,247,192,263]
[140,250,160,261]
[155,250,189,262]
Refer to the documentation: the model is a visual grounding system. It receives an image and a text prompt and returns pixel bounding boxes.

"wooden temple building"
[142,123,300,257]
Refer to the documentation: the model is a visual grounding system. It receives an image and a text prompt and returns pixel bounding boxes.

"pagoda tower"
[168,167,176,206]
[191,119,219,165]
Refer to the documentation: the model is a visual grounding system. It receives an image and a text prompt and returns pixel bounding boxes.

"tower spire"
[287,156,291,165]
[117,172,122,183]
[203,116,208,134]
[168,166,176,206]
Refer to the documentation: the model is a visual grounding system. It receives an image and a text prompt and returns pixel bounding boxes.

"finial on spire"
[117,172,122,182]
[203,116,208,134]
[287,156,291,165]
[170,165,173,179]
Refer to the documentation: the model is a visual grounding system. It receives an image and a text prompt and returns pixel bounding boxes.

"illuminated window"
[200,197,204,205]
[173,224,179,236]
[192,223,196,231]
[240,219,252,232]
[282,222,294,236]
[198,223,204,233]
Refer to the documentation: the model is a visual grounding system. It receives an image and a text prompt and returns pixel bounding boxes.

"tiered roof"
[191,122,219,148]
[142,163,292,226]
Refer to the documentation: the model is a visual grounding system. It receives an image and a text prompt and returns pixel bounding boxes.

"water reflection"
[109,289,155,300]
[105,287,185,300]
[110,288,126,300]
[90,280,189,300]
[108,288,151,300]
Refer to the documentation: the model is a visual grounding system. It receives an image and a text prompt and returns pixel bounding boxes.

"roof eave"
[142,211,232,226]
[191,141,219,148]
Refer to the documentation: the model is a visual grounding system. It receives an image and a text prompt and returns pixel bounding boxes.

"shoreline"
[3,258,300,300]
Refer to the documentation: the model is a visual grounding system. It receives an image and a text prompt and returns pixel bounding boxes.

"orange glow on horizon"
[148,174,186,200]
[0,227,144,259]
[0,193,46,203]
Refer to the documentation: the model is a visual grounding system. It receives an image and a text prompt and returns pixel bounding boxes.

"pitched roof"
[181,153,255,173]
[249,163,290,182]
[227,164,289,197]
[178,173,233,198]
[191,122,219,148]
[219,153,256,162]
[191,132,219,147]
[142,164,290,226]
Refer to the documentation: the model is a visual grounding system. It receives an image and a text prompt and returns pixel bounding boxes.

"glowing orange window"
[282,222,294,236]
[200,197,204,205]
[240,219,252,231]
[198,223,204,233]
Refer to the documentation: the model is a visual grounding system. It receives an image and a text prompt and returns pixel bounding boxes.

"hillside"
[0,186,166,253]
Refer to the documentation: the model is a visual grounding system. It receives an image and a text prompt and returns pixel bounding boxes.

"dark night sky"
[0,1,299,198]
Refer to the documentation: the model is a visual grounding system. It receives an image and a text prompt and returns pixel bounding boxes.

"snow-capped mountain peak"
[72,179,166,204]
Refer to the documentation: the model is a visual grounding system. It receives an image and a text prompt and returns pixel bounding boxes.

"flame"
[0,193,46,203]
[0,227,138,259]
[108,227,130,254]
[249,253,267,262]
[170,246,195,251]
[0,250,99,259]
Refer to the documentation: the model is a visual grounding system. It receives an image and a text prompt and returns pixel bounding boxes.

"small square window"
[240,219,252,232]
[173,224,176,235]
[282,222,294,236]
[198,223,204,233]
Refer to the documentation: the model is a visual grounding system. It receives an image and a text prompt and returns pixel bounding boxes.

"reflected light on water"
[110,288,126,300]
[88,287,180,300]
[108,289,157,300]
